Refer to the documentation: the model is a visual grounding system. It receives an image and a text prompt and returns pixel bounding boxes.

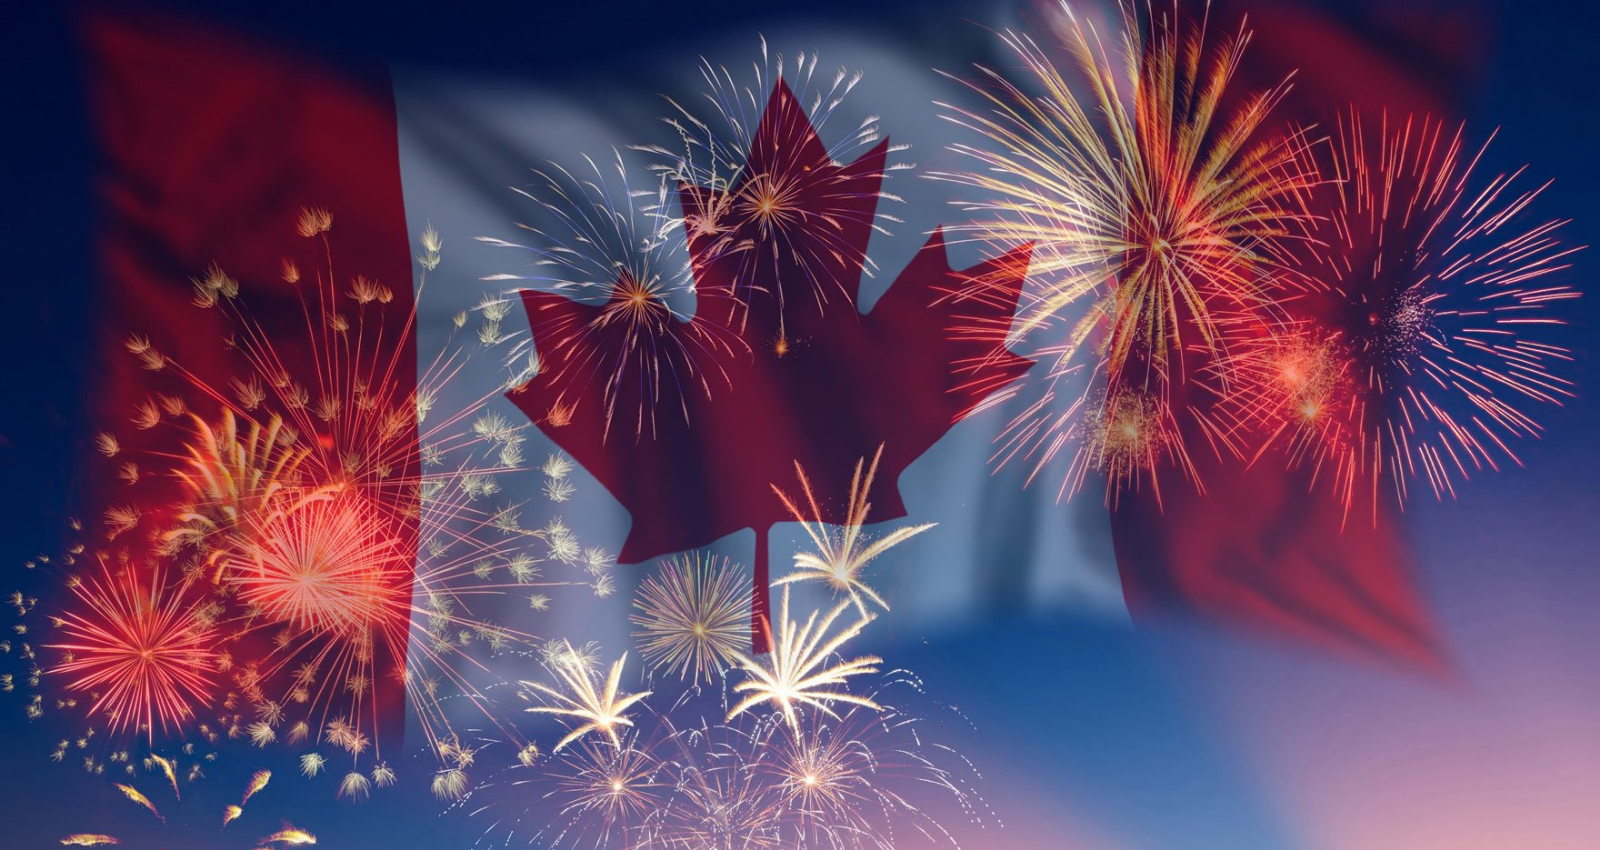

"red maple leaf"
[507,80,1034,650]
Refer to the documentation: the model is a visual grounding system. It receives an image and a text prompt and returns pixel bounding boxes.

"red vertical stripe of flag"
[81,8,418,733]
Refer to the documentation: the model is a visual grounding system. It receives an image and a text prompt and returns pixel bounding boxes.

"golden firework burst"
[727,587,881,732]
[933,0,1315,497]
[522,644,651,751]
[630,552,752,684]
[772,445,934,615]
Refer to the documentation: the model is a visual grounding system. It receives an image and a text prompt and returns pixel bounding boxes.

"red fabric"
[1108,2,1482,669]
[81,8,418,728]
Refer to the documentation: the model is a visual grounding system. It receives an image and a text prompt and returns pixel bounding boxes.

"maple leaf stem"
[751,524,773,655]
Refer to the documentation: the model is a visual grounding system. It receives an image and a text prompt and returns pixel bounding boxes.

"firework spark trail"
[772,445,935,616]
[47,561,217,743]
[242,769,272,805]
[1211,111,1581,522]
[112,783,163,823]
[477,152,742,441]
[630,553,752,685]
[148,752,180,800]
[931,0,1316,502]
[259,825,318,845]
[59,836,119,847]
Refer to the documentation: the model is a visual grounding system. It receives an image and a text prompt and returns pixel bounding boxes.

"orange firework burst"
[165,409,310,580]
[1213,112,1581,521]
[1067,385,1193,501]
[48,561,217,742]
[932,0,1315,500]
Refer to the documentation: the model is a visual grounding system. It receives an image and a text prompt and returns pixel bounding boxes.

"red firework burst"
[227,487,410,640]
[1215,111,1581,521]
[48,561,218,742]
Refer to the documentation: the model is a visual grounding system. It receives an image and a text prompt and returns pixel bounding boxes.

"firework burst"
[226,488,408,639]
[165,409,310,578]
[545,735,666,849]
[48,561,217,742]
[479,152,741,440]
[639,37,911,338]
[728,587,881,733]
[772,445,934,615]
[630,552,752,685]
[1211,111,1580,521]
[654,720,785,850]
[758,698,983,850]
[522,644,652,752]
[932,0,1315,500]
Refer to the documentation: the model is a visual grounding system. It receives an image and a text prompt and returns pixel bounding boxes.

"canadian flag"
[80,0,1443,699]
